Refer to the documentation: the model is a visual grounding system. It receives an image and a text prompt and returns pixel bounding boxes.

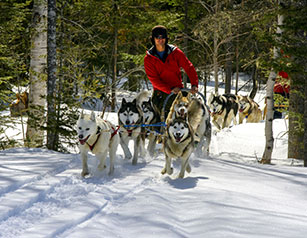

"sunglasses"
[155,35,166,39]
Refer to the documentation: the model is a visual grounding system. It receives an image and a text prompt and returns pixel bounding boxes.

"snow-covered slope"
[0,115,306,238]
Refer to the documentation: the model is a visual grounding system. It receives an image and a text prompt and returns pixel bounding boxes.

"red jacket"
[274,71,290,94]
[144,44,198,94]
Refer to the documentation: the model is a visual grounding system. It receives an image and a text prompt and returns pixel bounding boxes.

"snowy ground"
[1,111,306,238]
[1,76,306,237]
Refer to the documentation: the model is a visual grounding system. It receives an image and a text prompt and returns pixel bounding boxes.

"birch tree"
[261,13,284,164]
[26,0,47,147]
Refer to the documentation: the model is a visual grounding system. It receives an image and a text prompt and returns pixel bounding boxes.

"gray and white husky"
[162,117,194,178]
[76,111,120,177]
[118,91,149,165]
[208,93,239,130]
[168,91,211,157]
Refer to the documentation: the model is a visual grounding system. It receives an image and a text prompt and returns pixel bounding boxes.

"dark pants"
[151,90,176,121]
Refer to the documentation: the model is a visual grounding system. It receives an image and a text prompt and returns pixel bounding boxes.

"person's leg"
[152,90,176,121]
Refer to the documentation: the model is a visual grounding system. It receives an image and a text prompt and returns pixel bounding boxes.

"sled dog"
[167,91,211,156]
[76,111,120,177]
[238,95,262,123]
[166,91,190,125]
[162,117,194,178]
[118,91,149,165]
[208,93,239,130]
[10,91,29,117]
[141,97,161,156]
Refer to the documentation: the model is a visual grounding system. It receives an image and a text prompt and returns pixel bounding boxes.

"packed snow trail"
[1,144,307,238]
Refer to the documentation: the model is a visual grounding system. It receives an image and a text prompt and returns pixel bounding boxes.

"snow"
[1,111,307,237]
[1,75,306,237]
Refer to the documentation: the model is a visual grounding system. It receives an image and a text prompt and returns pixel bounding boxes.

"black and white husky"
[118,91,149,165]
[162,117,194,178]
[76,111,120,177]
[141,98,161,156]
[208,93,239,130]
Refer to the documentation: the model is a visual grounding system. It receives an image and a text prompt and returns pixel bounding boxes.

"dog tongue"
[79,135,90,145]
[175,135,182,142]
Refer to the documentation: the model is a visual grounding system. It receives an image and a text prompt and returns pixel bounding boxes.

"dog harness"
[111,125,120,138]
[86,134,101,151]
[243,107,253,119]
[86,125,120,151]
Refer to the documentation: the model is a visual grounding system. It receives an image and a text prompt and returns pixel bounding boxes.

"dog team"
[76,89,264,179]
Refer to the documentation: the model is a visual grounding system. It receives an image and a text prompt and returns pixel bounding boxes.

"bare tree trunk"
[111,1,118,112]
[249,64,258,99]
[225,55,232,94]
[47,0,58,150]
[235,38,239,94]
[182,0,188,88]
[203,71,208,101]
[304,78,307,167]
[26,0,47,147]
[213,1,219,94]
[261,71,275,164]
[261,13,283,164]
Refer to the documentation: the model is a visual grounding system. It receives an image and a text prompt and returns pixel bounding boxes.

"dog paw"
[108,167,114,176]
[125,154,132,160]
[161,168,166,174]
[98,164,106,171]
[186,164,191,173]
[132,158,138,165]
[167,168,173,175]
[81,170,89,177]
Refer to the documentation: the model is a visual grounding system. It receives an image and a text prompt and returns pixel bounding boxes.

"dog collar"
[127,129,133,137]
[211,110,223,116]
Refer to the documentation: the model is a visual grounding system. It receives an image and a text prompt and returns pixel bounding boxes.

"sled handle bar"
[161,88,206,123]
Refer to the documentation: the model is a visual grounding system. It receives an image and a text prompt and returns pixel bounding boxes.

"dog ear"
[90,111,96,122]
[122,98,127,105]
[175,91,183,101]
[208,92,214,103]
[79,110,85,119]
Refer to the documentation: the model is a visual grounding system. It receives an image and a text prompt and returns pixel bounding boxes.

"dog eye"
[86,128,90,131]
[181,126,185,130]
[78,127,82,130]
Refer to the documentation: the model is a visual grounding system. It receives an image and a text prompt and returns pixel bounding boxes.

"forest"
[0,0,306,165]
